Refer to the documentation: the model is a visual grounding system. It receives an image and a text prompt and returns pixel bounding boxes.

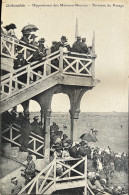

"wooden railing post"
[84,156,87,195]
[27,64,30,85]
[11,38,15,58]
[10,124,13,141]
[59,47,64,72]
[91,31,96,79]
[9,73,13,95]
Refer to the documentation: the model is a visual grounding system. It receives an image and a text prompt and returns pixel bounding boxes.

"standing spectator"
[20,115,31,152]
[81,38,88,54]
[30,34,38,47]
[24,155,35,184]
[71,36,83,53]
[51,41,58,53]
[20,31,31,44]
[60,36,71,51]
[13,51,27,70]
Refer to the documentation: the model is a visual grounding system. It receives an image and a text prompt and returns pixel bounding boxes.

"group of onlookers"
[2,110,128,195]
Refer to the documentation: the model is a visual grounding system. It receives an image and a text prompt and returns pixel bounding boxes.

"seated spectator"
[69,143,81,158]
[81,38,88,54]
[94,175,104,192]
[62,134,68,146]
[11,177,22,195]
[87,172,97,192]
[62,147,70,159]
[53,146,63,159]
[71,36,83,53]
[30,34,38,47]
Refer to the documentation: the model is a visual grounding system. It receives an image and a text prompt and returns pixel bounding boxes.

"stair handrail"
[18,160,55,194]
[1,49,60,83]
[18,157,88,194]
[1,122,44,157]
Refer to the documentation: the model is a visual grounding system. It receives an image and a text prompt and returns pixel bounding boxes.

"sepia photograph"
[0,0,128,194]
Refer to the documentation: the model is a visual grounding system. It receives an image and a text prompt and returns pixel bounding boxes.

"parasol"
[21,24,39,33]
[80,133,98,142]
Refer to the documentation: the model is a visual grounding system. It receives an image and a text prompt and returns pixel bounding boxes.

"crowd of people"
[1,22,92,86]
[1,110,128,195]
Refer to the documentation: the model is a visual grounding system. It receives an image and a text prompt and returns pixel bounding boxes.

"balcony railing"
[1,34,96,102]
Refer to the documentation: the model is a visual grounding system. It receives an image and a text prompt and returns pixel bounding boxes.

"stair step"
[2,143,12,155]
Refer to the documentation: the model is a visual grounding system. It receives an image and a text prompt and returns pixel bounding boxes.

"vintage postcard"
[0,0,128,194]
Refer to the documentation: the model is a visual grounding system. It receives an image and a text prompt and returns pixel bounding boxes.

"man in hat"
[78,140,88,157]
[11,177,22,195]
[20,31,31,44]
[62,134,68,147]
[31,116,41,135]
[60,36,71,51]
[81,38,88,54]
[69,143,81,158]
[20,113,31,152]
[30,38,46,63]
[71,36,83,53]
[13,50,27,70]
[30,34,38,47]
[24,155,35,184]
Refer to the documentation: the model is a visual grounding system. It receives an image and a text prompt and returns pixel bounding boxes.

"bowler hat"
[61,36,67,41]
[77,36,81,40]
[82,38,86,41]
[38,38,45,42]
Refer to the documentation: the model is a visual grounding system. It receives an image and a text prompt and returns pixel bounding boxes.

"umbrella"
[80,133,98,142]
[21,24,39,32]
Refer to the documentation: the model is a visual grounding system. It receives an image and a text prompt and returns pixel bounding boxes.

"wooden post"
[59,47,64,72]
[91,31,95,79]
[69,109,80,143]
[46,49,51,75]
[44,109,51,165]
[84,156,87,195]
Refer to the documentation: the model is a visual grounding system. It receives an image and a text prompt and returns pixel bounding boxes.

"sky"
[2,0,129,112]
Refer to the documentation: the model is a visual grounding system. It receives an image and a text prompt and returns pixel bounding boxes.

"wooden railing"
[18,157,89,195]
[1,50,60,101]
[1,123,44,158]
[1,34,96,102]
[1,33,37,60]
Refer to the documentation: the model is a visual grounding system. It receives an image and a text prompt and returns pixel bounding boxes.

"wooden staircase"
[18,157,95,195]
[1,123,44,158]
[1,33,97,113]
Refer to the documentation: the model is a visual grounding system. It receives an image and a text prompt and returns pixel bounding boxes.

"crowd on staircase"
[1,22,91,71]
